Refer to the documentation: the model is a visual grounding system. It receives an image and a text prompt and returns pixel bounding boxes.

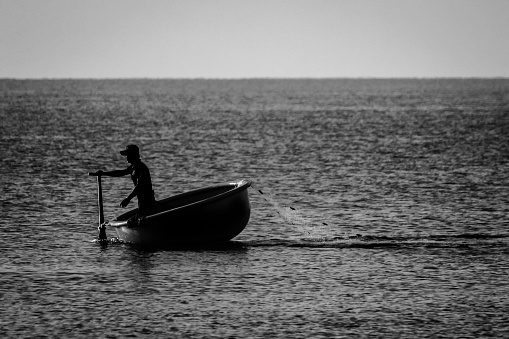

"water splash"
[250,183,331,237]
[91,237,123,244]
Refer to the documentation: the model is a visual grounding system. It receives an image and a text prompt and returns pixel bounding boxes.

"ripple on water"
[1,79,508,338]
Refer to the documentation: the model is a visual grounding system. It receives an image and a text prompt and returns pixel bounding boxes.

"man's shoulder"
[134,161,150,171]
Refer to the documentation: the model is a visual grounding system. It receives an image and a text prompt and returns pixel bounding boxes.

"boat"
[89,174,251,246]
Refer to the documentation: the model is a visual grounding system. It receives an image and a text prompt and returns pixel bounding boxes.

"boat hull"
[107,180,251,246]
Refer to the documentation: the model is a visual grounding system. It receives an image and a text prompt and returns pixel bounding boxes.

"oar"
[89,172,107,241]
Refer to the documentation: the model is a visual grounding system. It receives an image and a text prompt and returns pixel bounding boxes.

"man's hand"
[120,197,131,208]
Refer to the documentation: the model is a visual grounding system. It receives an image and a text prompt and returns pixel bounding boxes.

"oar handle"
[89,172,105,227]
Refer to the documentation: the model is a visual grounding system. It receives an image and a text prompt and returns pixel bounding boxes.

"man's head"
[120,144,140,163]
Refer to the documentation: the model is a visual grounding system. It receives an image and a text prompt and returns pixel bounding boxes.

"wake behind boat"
[89,174,251,246]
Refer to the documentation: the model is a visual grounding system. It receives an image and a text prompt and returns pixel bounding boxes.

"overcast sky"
[1,0,508,78]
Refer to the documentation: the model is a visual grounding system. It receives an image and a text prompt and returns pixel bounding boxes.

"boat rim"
[114,179,251,222]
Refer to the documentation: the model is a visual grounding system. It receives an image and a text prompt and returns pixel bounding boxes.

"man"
[98,144,156,222]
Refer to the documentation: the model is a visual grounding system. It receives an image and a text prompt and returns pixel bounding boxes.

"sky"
[1,0,508,78]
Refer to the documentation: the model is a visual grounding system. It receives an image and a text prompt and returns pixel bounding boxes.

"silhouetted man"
[98,144,156,221]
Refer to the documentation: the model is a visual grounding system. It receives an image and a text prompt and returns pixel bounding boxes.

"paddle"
[88,172,107,241]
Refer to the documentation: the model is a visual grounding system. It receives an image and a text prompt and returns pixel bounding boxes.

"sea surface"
[1,78,508,338]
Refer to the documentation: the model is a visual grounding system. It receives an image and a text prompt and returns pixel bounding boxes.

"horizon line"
[2,76,508,81]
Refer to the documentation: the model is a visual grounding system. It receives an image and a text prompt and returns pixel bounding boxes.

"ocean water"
[1,78,508,338]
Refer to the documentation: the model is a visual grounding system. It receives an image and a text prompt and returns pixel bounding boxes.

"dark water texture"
[1,79,508,338]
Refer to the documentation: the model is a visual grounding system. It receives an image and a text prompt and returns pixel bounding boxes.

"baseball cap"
[120,144,139,156]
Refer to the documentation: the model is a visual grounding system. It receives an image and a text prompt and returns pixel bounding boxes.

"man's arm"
[97,168,130,177]
[120,185,139,208]
[119,166,148,208]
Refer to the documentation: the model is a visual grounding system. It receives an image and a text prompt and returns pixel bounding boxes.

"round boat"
[106,180,251,246]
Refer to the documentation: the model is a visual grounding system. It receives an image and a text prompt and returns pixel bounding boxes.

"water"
[1,79,508,338]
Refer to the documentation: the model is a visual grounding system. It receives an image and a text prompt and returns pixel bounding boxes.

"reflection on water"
[1,79,508,338]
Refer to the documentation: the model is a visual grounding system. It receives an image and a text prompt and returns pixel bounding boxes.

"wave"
[92,233,509,251]
[237,233,509,250]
